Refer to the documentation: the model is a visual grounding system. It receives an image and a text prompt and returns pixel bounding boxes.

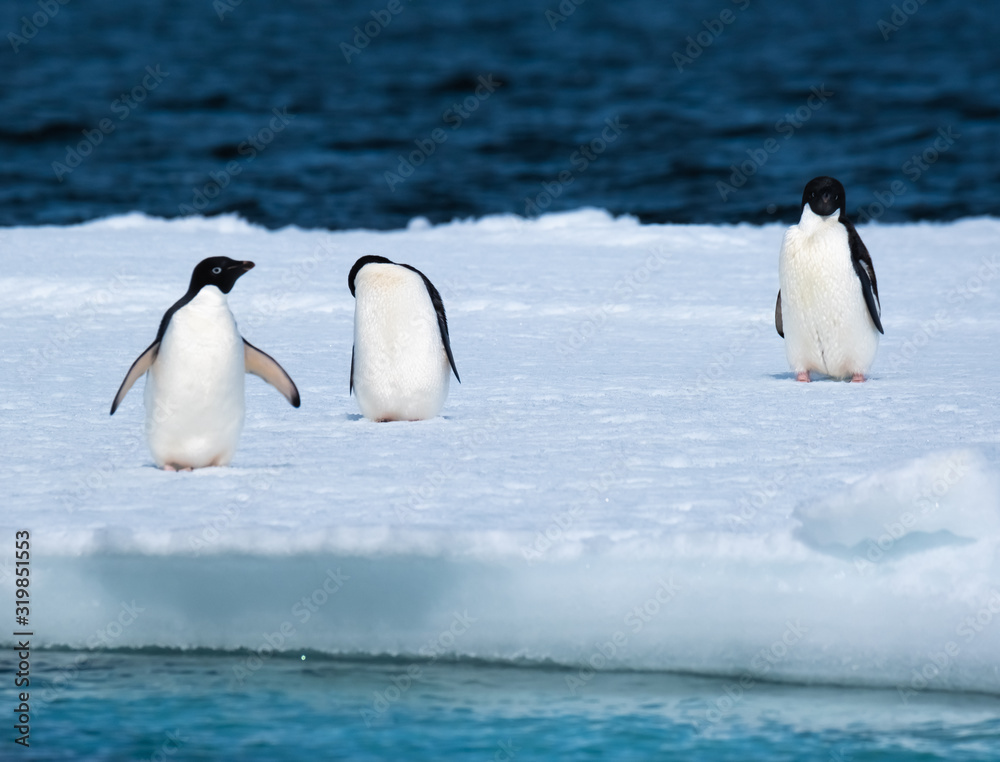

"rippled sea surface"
[4,650,1000,761]
[2,0,998,229]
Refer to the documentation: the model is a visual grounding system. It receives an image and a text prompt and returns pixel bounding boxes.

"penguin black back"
[348,255,459,383]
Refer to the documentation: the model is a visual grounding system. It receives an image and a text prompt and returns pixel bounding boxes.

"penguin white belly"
[144,288,246,468]
[779,222,879,379]
[353,265,450,421]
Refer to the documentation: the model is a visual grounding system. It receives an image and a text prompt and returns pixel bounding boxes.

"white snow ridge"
[1,210,999,695]
[796,449,1000,559]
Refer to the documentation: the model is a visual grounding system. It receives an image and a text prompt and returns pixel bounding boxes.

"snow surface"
[2,209,999,694]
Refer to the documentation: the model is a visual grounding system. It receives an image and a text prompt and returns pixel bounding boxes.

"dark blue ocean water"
[1,0,999,230]
[4,650,1000,761]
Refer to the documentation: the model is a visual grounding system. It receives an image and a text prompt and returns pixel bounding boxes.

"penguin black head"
[801,176,846,219]
[189,257,254,295]
[348,255,394,297]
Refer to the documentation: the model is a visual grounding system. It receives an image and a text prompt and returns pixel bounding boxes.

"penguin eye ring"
[212,267,222,274]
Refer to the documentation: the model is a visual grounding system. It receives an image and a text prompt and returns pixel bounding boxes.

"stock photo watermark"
[851,451,973,573]
[241,235,339,332]
[522,450,631,562]
[213,0,244,21]
[558,245,669,356]
[879,249,996,376]
[186,442,304,553]
[178,107,295,215]
[491,739,520,761]
[855,126,959,223]
[25,268,130,377]
[523,116,627,216]
[717,85,833,201]
[544,0,586,31]
[361,610,477,727]
[62,396,176,514]
[565,579,681,693]
[694,319,770,390]
[384,74,503,191]
[896,589,1000,704]
[231,568,350,686]
[396,413,505,521]
[877,0,929,40]
[340,0,415,63]
[724,442,822,531]
[672,0,752,72]
[698,619,809,727]
[7,0,70,53]
[51,66,170,182]
[143,730,186,762]
[32,600,146,720]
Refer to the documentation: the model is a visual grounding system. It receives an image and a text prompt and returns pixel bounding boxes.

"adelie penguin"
[110,257,300,470]
[348,255,459,422]
[775,176,884,382]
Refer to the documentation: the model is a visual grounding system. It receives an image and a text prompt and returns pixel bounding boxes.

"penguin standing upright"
[348,255,459,422]
[111,257,300,469]
[775,176,884,382]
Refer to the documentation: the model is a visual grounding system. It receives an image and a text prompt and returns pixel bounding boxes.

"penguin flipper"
[775,291,784,338]
[845,221,884,335]
[244,339,301,407]
[852,259,884,335]
[110,341,159,415]
[349,345,355,394]
[441,322,460,383]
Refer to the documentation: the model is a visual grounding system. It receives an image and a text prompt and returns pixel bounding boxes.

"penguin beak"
[234,261,255,274]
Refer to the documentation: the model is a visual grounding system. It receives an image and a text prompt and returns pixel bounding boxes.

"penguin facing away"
[111,257,300,470]
[775,176,884,382]
[348,255,459,422]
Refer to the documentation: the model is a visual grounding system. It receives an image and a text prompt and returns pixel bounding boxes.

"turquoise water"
[6,651,1000,760]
